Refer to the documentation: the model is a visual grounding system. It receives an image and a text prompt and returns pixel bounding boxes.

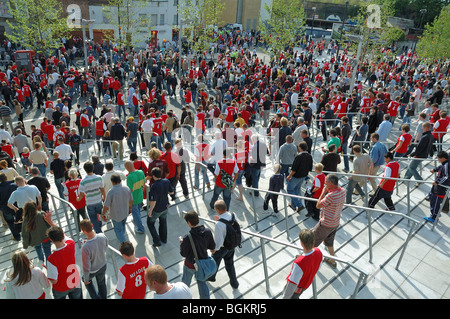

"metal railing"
[242,184,421,271]
[47,192,122,281]
[181,210,368,299]
[321,169,450,231]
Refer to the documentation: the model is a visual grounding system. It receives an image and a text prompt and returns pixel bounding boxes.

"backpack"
[220,168,234,190]
[219,214,242,250]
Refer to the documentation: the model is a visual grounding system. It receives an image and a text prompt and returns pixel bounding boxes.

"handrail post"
[407,180,411,225]
[187,162,194,194]
[62,202,78,245]
[363,177,368,207]
[367,210,373,263]
[50,195,63,228]
[351,272,366,299]
[312,276,318,299]
[109,246,119,280]
[202,164,206,200]
[251,190,258,231]
[283,193,290,240]
[395,222,417,270]
[260,238,270,294]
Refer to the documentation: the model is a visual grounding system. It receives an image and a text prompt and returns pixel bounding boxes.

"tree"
[258,0,306,56]
[416,5,450,62]
[6,0,70,53]
[178,0,224,55]
[102,0,150,51]
[348,0,398,65]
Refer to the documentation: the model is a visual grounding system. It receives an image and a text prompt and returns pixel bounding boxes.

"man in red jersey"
[283,229,323,299]
[116,241,153,299]
[150,112,163,150]
[46,226,82,299]
[368,152,399,211]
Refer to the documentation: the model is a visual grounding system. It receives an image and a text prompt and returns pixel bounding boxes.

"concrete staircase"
[0,127,448,300]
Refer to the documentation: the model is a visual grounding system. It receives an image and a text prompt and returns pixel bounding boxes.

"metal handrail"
[242,184,421,271]
[181,210,368,299]
[47,192,122,281]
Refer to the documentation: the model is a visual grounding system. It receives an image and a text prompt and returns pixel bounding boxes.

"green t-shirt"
[127,170,146,205]
[327,137,341,152]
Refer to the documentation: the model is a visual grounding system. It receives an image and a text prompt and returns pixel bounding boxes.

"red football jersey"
[116,257,151,299]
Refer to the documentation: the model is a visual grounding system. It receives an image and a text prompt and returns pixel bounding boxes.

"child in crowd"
[263,164,284,215]
[20,147,31,174]
[306,163,326,220]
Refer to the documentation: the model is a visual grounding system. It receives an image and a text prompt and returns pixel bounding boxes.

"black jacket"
[180,225,215,267]
[432,160,450,196]
[291,152,313,178]
[411,131,434,158]
[110,123,126,140]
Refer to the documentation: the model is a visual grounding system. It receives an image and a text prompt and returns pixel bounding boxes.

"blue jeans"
[251,167,261,196]
[151,135,162,150]
[127,137,137,153]
[147,209,168,245]
[280,164,291,179]
[52,287,83,299]
[35,240,52,263]
[181,264,210,299]
[404,158,422,181]
[287,176,307,209]
[346,179,365,204]
[55,177,65,198]
[84,264,107,299]
[341,142,350,171]
[209,185,232,211]
[131,203,145,233]
[165,132,173,146]
[112,218,128,243]
[194,161,210,188]
[35,163,46,177]
[117,104,126,117]
[399,104,406,119]
[86,203,103,233]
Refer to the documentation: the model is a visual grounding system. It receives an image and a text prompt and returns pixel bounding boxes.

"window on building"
[160,14,165,26]
[151,14,158,26]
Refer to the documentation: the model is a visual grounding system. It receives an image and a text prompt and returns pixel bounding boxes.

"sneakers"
[423,216,436,223]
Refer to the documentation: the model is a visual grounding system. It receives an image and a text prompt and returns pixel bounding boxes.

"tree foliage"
[348,0,398,65]
[6,0,70,53]
[102,0,150,51]
[258,0,306,56]
[416,5,450,62]
[179,0,225,54]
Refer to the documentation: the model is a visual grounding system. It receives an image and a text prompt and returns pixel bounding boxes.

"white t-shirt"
[153,282,192,299]
[54,144,73,161]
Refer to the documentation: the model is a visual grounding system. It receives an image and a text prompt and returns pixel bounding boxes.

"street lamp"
[336,1,349,62]
[310,7,316,41]
[412,8,427,53]
[81,19,95,69]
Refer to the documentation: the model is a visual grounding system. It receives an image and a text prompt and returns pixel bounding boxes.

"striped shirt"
[79,174,104,206]
[319,187,346,228]
[0,105,12,117]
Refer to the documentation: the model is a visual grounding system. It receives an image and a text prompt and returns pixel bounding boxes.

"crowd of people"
[0,23,449,300]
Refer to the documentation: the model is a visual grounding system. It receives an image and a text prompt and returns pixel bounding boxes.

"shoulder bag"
[187,233,217,281]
